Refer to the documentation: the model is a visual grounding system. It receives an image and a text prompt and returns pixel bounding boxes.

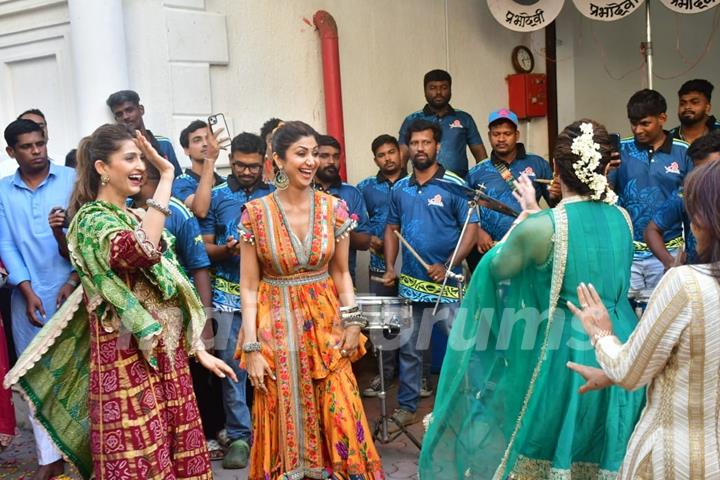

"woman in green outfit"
[419,120,645,479]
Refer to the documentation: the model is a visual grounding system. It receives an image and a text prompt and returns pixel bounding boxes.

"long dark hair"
[684,160,720,284]
[553,119,613,201]
[68,124,135,219]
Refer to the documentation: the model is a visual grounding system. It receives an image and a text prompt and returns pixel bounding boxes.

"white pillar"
[68,0,130,136]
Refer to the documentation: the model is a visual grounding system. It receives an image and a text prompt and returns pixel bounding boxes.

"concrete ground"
[0,354,432,480]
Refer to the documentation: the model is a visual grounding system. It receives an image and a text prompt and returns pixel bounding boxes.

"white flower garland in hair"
[570,122,617,204]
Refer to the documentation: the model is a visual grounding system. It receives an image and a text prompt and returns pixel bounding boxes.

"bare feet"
[32,458,64,480]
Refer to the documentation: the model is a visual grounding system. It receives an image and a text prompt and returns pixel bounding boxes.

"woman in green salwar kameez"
[419,120,645,479]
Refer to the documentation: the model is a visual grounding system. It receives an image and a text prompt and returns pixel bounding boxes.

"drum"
[355,296,412,332]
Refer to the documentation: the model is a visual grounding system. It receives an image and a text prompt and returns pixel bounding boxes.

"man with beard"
[200,132,274,469]
[399,69,486,178]
[610,89,690,315]
[670,79,720,144]
[314,135,371,284]
[466,109,553,269]
[382,120,478,430]
[357,134,412,397]
[106,89,182,177]
[172,120,225,219]
[0,119,76,479]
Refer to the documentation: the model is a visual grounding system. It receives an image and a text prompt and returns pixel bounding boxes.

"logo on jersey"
[665,161,681,175]
[449,119,464,129]
[522,166,536,177]
[428,194,444,207]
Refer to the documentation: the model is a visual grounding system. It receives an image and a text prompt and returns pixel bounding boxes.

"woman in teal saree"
[419,120,645,479]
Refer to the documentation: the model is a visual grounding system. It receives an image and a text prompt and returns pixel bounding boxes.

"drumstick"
[393,230,431,270]
[370,275,386,284]
[533,178,552,185]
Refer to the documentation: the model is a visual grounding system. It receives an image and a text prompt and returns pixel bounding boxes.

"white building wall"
[555,5,720,138]
[125,0,548,182]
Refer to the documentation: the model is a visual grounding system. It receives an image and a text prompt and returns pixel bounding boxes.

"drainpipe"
[313,10,347,181]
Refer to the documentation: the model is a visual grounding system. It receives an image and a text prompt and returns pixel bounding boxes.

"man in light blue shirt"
[0,119,76,478]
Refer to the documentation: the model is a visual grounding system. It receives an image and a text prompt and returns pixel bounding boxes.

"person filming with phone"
[199,132,274,469]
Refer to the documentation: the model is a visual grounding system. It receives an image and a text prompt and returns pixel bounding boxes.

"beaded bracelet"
[591,329,614,347]
[242,341,262,353]
[147,198,171,217]
[341,310,364,320]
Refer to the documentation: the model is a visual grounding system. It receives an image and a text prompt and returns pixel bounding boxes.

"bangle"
[147,198,171,217]
[242,341,262,353]
[342,316,368,329]
[339,305,360,313]
[66,278,79,288]
[591,329,614,347]
[341,309,364,320]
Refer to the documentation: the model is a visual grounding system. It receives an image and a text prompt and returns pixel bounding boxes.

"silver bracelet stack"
[147,198,171,217]
[242,341,262,353]
[340,305,367,329]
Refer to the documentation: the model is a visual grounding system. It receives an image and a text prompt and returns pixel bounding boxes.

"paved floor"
[0,354,432,479]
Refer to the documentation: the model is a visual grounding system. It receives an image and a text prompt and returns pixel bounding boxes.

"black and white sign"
[487,0,564,32]
[573,0,644,21]
[659,0,719,14]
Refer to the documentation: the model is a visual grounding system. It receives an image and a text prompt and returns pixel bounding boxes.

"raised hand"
[512,173,540,212]
[134,130,174,177]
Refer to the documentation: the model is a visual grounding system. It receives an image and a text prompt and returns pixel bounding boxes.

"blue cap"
[488,108,518,127]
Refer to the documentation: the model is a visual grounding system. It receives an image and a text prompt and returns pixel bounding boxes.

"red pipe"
[313,10,347,181]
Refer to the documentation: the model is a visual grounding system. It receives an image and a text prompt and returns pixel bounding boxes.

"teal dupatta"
[419,199,645,479]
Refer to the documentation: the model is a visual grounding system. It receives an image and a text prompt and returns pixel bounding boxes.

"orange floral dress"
[237,190,384,480]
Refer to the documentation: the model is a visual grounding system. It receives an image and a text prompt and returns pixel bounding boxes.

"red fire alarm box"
[507,73,547,119]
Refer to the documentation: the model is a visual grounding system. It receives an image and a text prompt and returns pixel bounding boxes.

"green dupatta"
[419,199,644,479]
[4,200,207,479]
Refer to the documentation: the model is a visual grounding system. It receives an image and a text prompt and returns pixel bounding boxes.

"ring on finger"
[580,303,589,309]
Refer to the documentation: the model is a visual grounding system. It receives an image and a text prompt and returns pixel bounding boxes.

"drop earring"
[274,169,289,190]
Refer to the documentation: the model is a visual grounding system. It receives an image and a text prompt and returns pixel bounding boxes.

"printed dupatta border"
[3,286,93,478]
[492,202,569,479]
[3,286,84,389]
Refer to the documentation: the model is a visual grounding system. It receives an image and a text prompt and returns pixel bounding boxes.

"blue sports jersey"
[399,105,483,178]
[357,171,408,273]
[610,133,690,255]
[652,189,697,264]
[200,176,274,311]
[166,197,211,273]
[466,145,552,241]
[315,181,370,283]
[148,130,182,178]
[172,168,225,203]
[387,166,477,303]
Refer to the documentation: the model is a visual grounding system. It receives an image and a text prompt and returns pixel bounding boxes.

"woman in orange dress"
[236,121,384,480]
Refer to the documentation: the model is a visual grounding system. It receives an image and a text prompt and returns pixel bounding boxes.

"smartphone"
[608,133,621,153]
[208,113,231,149]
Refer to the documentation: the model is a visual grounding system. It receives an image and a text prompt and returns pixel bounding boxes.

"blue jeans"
[214,310,251,443]
[397,301,455,413]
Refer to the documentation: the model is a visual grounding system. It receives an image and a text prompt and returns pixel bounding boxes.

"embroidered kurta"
[4,201,211,479]
[237,190,384,480]
[595,265,720,479]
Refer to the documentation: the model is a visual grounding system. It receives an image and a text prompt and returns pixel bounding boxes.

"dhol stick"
[393,230,431,270]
